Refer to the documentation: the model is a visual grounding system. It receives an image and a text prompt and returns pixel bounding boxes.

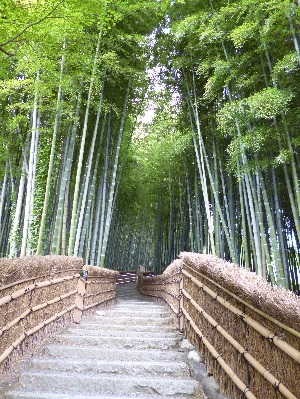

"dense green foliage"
[0,0,166,261]
[111,0,300,290]
[0,0,299,291]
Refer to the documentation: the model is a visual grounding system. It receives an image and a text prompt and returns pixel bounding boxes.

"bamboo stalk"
[138,287,179,298]
[20,71,40,257]
[0,288,78,366]
[8,160,26,258]
[138,271,180,283]
[12,333,26,347]
[0,270,80,292]
[0,346,14,364]
[85,277,116,283]
[182,307,256,399]
[83,298,115,311]
[60,290,77,300]
[84,288,118,299]
[31,301,54,311]
[12,283,36,298]
[26,305,76,336]
[32,289,77,310]
[0,332,27,364]
[0,284,36,306]
[41,311,62,327]
[36,41,66,255]
[0,309,31,336]
[1,290,78,336]
[75,295,84,311]
[182,289,298,399]
[182,268,300,363]
[34,275,78,288]
[0,295,13,307]
[0,274,80,306]
[68,30,103,256]
[74,76,105,258]
[100,81,131,267]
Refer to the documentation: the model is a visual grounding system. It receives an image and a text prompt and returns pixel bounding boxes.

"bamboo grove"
[108,0,300,292]
[0,0,166,265]
[0,0,300,293]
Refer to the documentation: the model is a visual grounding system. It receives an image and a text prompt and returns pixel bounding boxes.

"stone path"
[4,283,207,399]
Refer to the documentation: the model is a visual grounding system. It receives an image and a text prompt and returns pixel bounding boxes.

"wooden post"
[73,278,86,324]
[179,266,184,332]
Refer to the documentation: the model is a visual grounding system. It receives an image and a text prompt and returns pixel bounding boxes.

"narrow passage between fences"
[1,254,300,399]
[2,282,208,399]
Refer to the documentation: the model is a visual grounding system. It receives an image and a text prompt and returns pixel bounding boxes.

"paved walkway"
[3,283,208,399]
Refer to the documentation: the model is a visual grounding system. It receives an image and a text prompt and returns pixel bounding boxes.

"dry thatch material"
[82,265,119,279]
[0,257,120,377]
[161,259,182,277]
[138,253,300,399]
[138,259,182,283]
[0,256,83,376]
[138,259,182,315]
[78,266,118,315]
[180,252,300,332]
[0,256,83,287]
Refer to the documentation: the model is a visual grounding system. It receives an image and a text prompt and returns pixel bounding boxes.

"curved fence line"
[0,257,118,374]
[137,254,300,399]
[183,268,300,364]
[0,269,80,292]
[184,263,300,339]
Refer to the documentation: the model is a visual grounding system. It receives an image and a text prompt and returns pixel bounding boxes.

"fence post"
[178,266,184,332]
[73,277,86,323]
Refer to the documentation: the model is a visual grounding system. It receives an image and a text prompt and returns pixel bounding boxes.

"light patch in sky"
[138,107,156,124]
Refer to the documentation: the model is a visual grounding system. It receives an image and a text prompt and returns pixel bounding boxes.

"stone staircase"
[4,283,206,399]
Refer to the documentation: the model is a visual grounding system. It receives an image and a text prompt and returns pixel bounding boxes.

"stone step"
[116,303,159,306]
[94,310,165,316]
[74,323,177,333]
[5,393,198,399]
[113,301,169,310]
[98,310,170,318]
[29,358,190,378]
[3,284,203,399]
[100,305,167,310]
[94,304,161,309]
[116,300,161,305]
[42,345,186,362]
[17,371,199,397]
[114,302,164,306]
[66,327,178,339]
[57,334,179,350]
[81,315,174,326]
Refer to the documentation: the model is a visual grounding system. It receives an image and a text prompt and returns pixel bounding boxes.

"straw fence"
[0,256,118,374]
[137,252,300,399]
[75,264,118,320]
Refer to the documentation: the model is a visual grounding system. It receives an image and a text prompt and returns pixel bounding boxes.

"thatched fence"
[0,256,118,374]
[138,252,300,399]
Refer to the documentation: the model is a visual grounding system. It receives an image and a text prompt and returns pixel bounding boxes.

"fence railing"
[74,265,118,321]
[137,253,300,399]
[0,256,118,374]
[118,271,154,285]
[138,267,180,315]
[116,271,138,285]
